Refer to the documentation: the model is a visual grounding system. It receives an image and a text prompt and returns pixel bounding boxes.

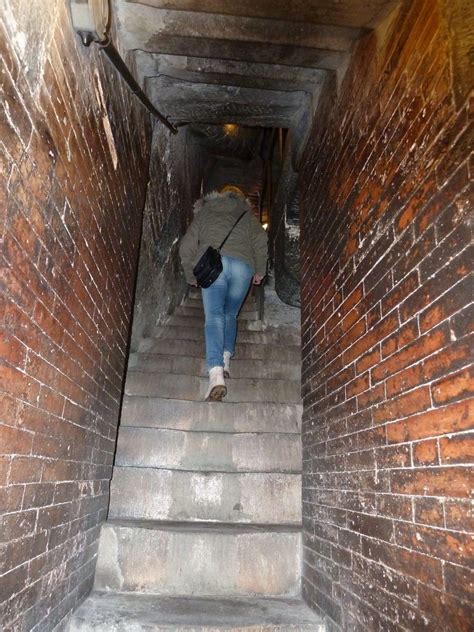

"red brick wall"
[299,0,473,630]
[1,2,151,629]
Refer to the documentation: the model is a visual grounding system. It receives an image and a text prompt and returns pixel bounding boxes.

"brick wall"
[1,2,151,630]
[299,0,473,630]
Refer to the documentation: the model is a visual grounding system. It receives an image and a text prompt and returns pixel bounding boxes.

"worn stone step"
[67,592,325,631]
[115,427,302,473]
[94,520,302,598]
[151,324,300,346]
[175,304,259,320]
[121,397,302,434]
[130,353,301,380]
[108,468,301,524]
[138,338,301,361]
[124,372,301,404]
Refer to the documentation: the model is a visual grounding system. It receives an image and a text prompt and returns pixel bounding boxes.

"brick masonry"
[1,2,151,630]
[299,0,473,630]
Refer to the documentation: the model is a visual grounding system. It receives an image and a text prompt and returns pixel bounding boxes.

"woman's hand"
[252,274,264,285]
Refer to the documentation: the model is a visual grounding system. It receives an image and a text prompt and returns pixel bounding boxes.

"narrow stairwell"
[68,290,324,631]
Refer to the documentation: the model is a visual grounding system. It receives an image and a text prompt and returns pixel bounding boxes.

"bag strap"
[217,211,247,251]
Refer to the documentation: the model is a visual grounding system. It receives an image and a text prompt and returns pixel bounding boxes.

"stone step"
[94,520,302,598]
[121,397,302,434]
[130,353,301,380]
[138,338,301,363]
[67,593,325,631]
[151,324,300,346]
[108,468,301,524]
[165,314,263,330]
[124,372,301,404]
[175,304,259,320]
[115,427,302,473]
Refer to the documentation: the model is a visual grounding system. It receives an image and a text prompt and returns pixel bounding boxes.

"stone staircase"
[67,290,324,631]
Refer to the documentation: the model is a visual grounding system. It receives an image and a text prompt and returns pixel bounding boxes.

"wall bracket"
[69,0,178,134]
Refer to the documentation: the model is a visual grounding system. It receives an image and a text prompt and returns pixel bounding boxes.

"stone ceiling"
[114,0,400,140]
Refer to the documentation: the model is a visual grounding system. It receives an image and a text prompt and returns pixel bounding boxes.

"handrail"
[98,38,178,134]
[69,1,177,133]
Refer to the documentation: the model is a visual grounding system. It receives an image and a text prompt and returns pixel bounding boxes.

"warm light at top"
[223,123,238,135]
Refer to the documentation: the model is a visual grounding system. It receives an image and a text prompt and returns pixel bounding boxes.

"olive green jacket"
[179,191,268,285]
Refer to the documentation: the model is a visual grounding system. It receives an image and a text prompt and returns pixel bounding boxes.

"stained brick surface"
[299,0,473,629]
[1,2,151,630]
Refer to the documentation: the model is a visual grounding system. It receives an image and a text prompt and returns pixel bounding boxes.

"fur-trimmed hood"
[180,189,268,283]
[192,190,249,215]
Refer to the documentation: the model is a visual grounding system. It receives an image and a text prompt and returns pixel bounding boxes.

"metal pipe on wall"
[69,0,177,134]
[99,38,178,134]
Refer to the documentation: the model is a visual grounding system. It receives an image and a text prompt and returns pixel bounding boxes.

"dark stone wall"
[270,139,301,306]
[1,2,151,629]
[299,0,473,630]
[129,127,204,351]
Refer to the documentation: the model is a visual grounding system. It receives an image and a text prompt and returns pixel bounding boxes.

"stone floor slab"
[67,592,325,631]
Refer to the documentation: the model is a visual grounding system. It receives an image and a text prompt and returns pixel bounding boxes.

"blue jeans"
[201,255,253,370]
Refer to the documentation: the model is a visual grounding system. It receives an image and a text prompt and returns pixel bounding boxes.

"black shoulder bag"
[193,211,247,288]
